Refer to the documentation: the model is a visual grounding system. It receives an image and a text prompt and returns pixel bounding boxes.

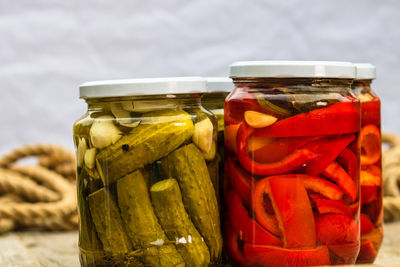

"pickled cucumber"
[151,179,210,267]
[206,155,220,203]
[77,168,102,252]
[161,144,222,262]
[88,188,132,255]
[96,109,194,185]
[117,170,184,267]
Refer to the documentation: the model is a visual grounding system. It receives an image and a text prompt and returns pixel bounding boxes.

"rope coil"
[0,144,77,233]
[382,133,400,222]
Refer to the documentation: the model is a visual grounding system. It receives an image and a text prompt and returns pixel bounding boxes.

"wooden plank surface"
[0,222,398,266]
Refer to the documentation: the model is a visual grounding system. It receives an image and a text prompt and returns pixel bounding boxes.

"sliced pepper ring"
[359,124,381,166]
[360,165,382,186]
[252,178,281,236]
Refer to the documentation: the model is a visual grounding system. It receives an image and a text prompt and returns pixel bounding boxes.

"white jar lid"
[206,77,234,93]
[355,63,376,80]
[79,77,207,99]
[230,61,356,79]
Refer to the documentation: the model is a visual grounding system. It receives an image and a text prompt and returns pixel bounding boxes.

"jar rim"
[230,61,356,79]
[206,77,234,93]
[79,77,207,99]
[355,63,376,80]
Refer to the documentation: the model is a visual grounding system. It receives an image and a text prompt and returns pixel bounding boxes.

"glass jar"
[73,77,222,266]
[352,63,383,263]
[224,61,361,266]
[202,77,234,202]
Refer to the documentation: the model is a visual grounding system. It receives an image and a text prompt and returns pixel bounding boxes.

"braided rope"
[0,144,77,233]
[382,133,400,222]
[0,169,59,202]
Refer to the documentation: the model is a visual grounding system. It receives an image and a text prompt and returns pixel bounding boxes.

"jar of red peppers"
[352,63,383,263]
[224,61,361,266]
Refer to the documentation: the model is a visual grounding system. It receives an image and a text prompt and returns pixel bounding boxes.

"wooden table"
[0,222,399,266]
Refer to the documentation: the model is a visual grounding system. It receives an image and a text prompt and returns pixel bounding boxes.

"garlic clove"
[203,140,216,161]
[121,101,135,111]
[84,148,97,169]
[244,111,277,128]
[90,115,122,149]
[110,103,141,128]
[76,137,87,167]
[193,117,213,154]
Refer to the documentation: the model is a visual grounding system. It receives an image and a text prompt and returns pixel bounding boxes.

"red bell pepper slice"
[267,176,316,248]
[361,165,382,186]
[252,136,320,163]
[253,101,360,138]
[315,214,359,246]
[252,178,281,236]
[323,161,358,202]
[359,124,381,166]
[361,185,378,204]
[237,122,317,175]
[361,97,380,126]
[360,214,375,235]
[227,157,254,207]
[312,197,353,217]
[283,174,344,200]
[304,135,355,176]
[226,190,282,246]
[357,240,377,263]
[243,244,330,267]
[224,223,246,266]
[337,148,358,180]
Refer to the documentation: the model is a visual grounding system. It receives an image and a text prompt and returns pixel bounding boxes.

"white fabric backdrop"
[0,0,399,154]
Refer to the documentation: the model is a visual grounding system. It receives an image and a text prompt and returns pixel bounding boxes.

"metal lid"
[355,63,376,80]
[230,61,356,79]
[79,77,207,99]
[206,77,234,93]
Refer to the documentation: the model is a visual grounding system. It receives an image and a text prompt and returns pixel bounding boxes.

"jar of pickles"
[203,77,234,201]
[73,77,222,266]
[352,63,383,263]
[224,61,361,266]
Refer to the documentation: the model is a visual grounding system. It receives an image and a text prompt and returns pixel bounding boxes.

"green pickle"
[88,188,133,255]
[96,109,194,185]
[77,168,103,265]
[117,170,184,267]
[151,179,210,267]
[161,144,222,263]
